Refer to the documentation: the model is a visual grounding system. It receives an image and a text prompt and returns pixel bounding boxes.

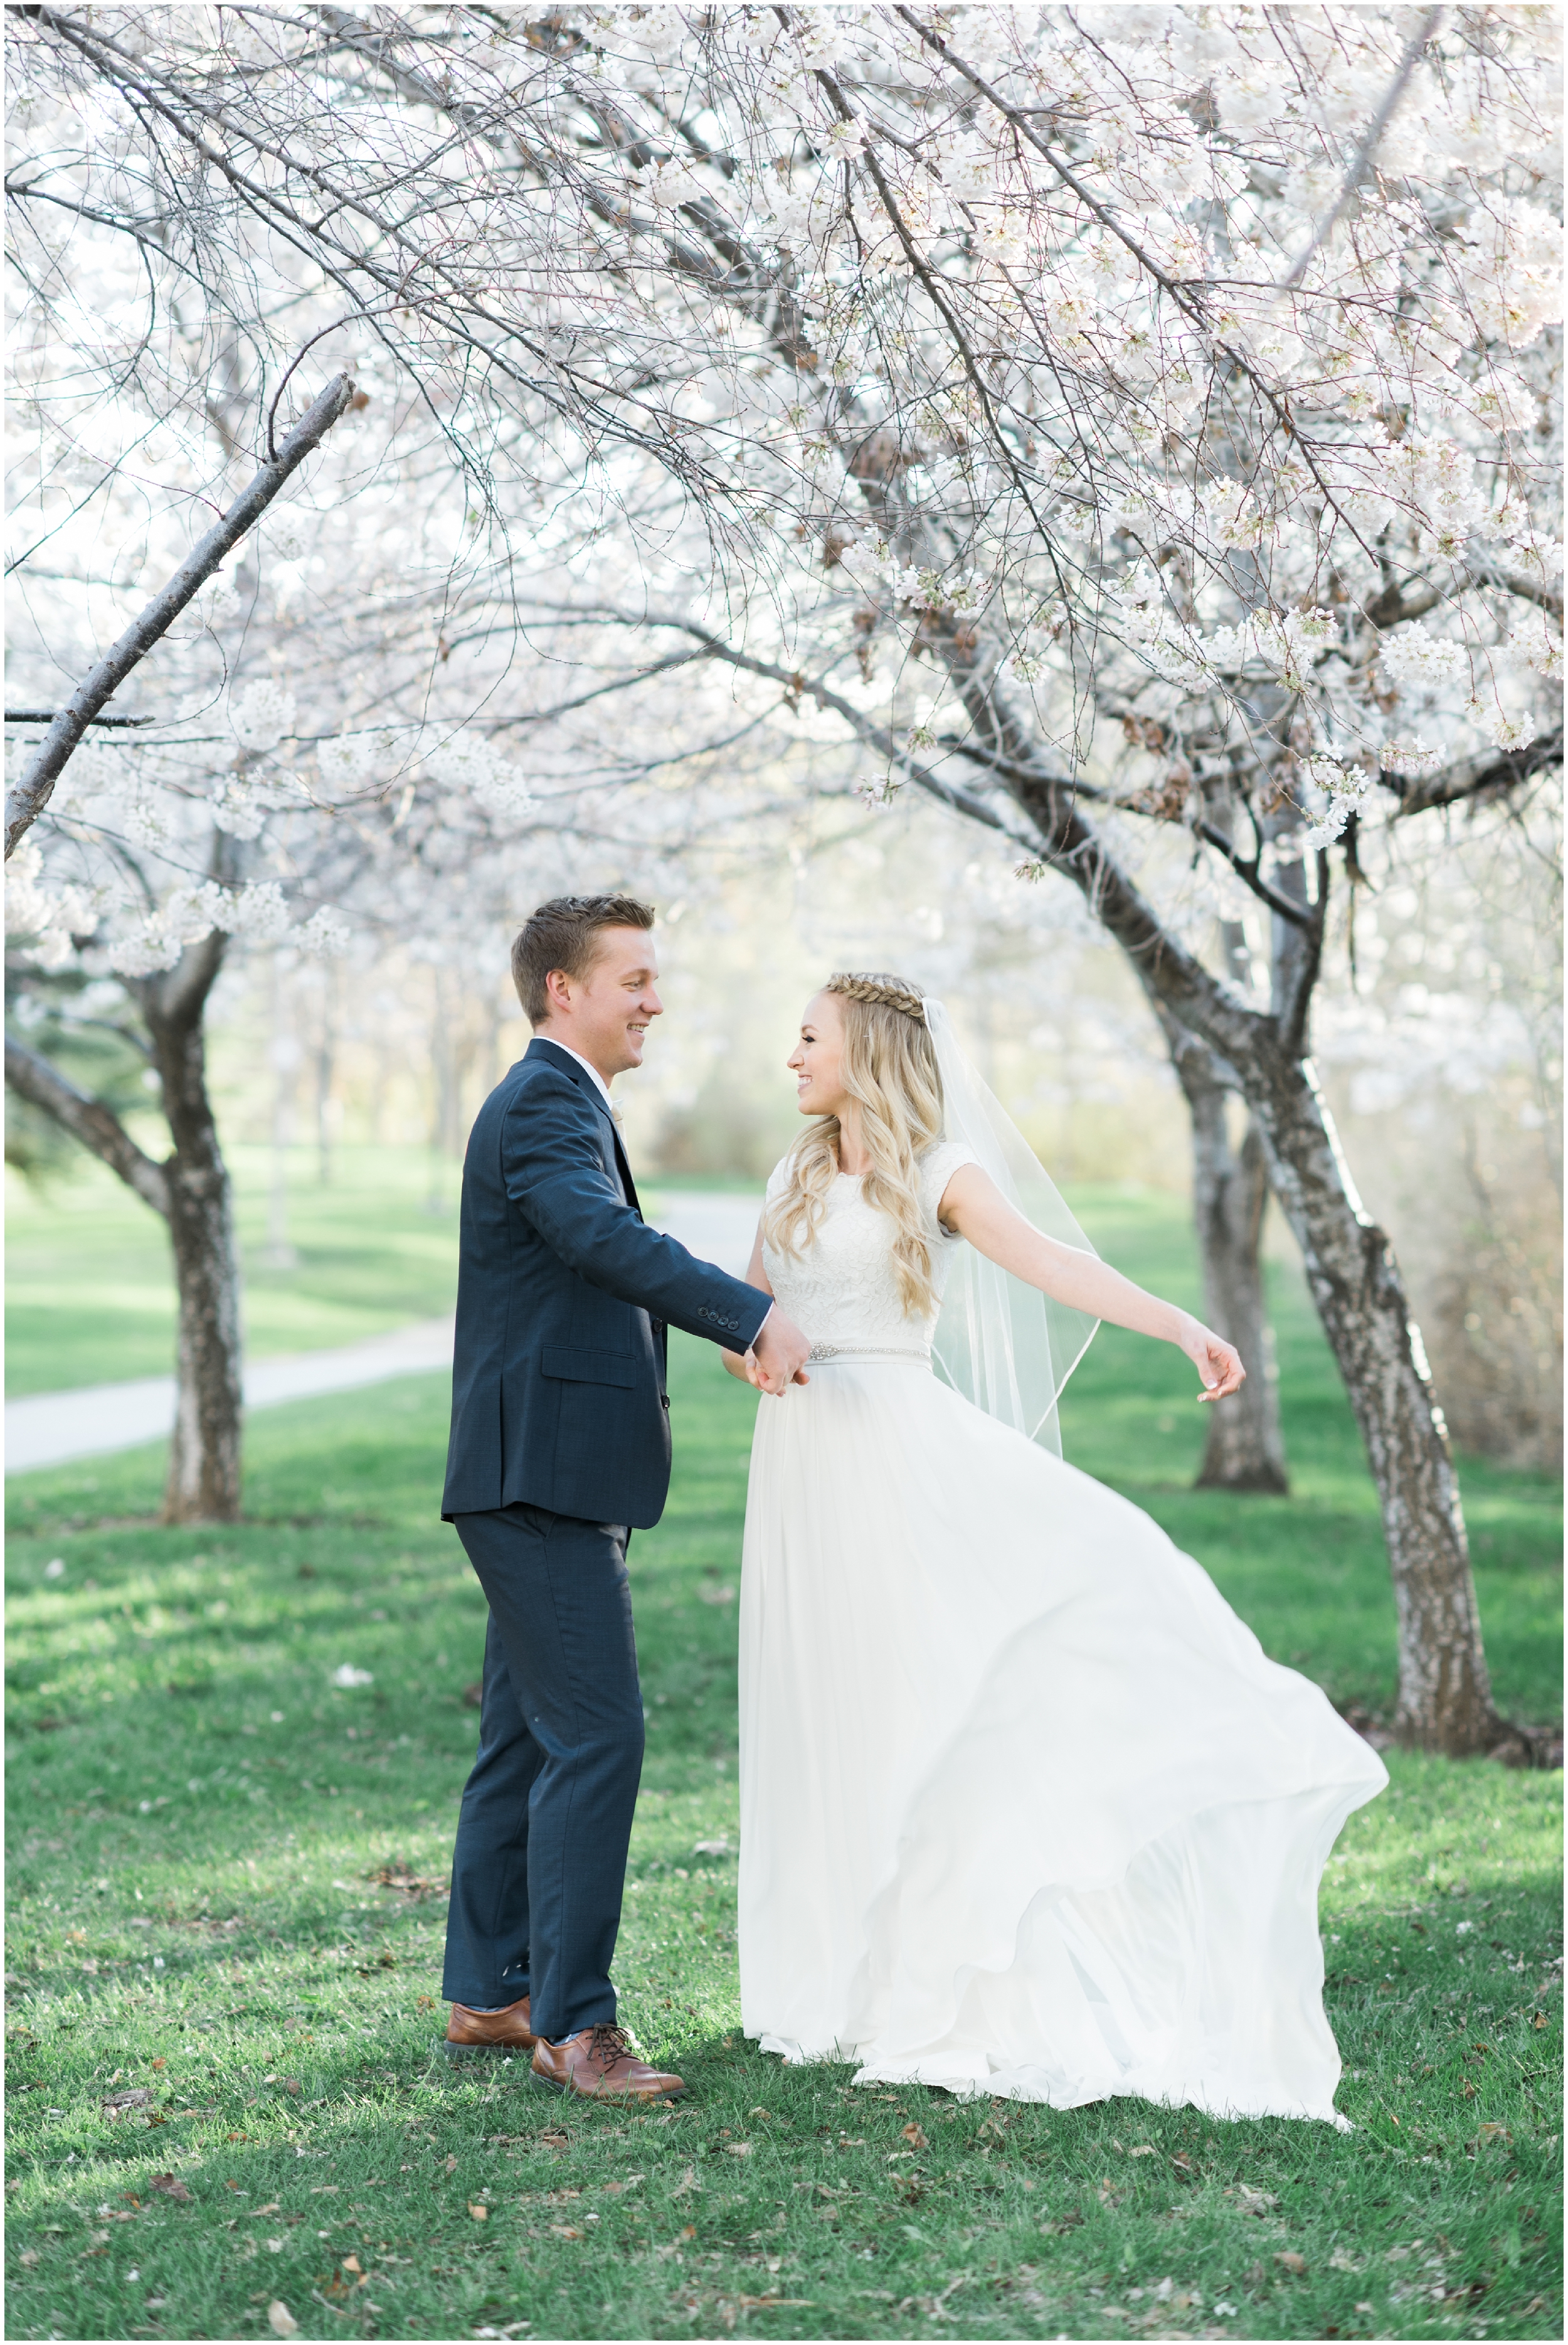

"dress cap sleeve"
[921,1140,979,1231]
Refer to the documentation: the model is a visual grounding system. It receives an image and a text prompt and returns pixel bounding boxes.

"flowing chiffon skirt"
[737,1359,1387,2123]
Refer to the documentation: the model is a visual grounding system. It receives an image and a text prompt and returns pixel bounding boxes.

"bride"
[721,971,1387,2124]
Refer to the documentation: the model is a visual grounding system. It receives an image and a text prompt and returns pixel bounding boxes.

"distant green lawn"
[8,1162,1560,1730]
[4,1148,758,1396]
[6,1334,1562,2342]
[5,1147,463,1396]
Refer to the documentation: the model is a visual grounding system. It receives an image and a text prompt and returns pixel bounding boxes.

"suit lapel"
[527,1036,641,1219]
[613,1130,642,1218]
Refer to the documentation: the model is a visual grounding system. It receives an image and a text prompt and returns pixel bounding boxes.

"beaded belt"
[807,1342,933,1365]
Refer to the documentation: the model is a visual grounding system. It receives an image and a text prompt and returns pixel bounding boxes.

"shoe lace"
[589,2023,634,2065]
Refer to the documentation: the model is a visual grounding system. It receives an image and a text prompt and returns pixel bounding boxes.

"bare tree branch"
[4,371,358,858]
[1465,562,1565,622]
[931,733,1315,927]
[1276,8,1444,292]
[4,1034,170,1215]
[5,709,157,726]
[1387,723,1564,815]
[607,612,1046,850]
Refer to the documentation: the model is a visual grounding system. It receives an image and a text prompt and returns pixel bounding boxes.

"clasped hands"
[741,1304,812,1396]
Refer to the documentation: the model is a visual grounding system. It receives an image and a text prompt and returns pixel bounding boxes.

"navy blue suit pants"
[441,1503,644,2038]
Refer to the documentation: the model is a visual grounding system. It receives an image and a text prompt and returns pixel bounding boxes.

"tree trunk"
[991,760,1516,1756]
[1160,1014,1289,1495]
[8,930,243,1523]
[1255,1052,1508,1753]
[135,936,243,1525]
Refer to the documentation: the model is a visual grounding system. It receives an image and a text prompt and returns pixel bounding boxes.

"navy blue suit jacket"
[442,1036,772,1529]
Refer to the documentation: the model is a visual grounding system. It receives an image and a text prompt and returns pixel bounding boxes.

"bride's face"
[788,991,850,1119]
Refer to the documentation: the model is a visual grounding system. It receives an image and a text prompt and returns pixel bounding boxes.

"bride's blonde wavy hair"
[764,972,946,1318]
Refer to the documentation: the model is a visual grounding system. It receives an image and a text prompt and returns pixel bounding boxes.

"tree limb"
[4,709,157,727]
[1275,8,1444,292]
[551,598,1044,844]
[1360,577,1446,630]
[1197,814,1317,931]
[1386,723,1564,815]
[647,578,1277,1075]
[1005,762,1272,1068]
[933,732,1315,927]
[4,371,357,858]
[643,587,1283,1071]
[642,615,1044,849]
[1465,561,1565,622]
[890,5,1380,550]
[140,927,229,1037]
[4,1035,169,1215]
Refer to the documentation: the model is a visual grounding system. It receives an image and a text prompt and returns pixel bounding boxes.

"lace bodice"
[760,1141,978,1352]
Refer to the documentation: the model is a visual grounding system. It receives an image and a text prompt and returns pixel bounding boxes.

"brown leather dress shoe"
[531,2023,684,2101]
[445,1996,538,2051]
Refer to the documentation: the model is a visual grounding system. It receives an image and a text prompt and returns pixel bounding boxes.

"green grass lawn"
[4,1150,773,1398]
[4,1147,464,1398]
[9,1159,1562,1730]
[11,1154,1559,1724]
[5,1162,771,1404]
[6,1308,1562,2342]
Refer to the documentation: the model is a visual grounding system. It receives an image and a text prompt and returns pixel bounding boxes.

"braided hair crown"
[825,970,927,1022]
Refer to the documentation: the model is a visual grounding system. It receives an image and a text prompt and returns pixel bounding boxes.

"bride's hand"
[739,1345,811,1395]
[1184,1322,1245,1401]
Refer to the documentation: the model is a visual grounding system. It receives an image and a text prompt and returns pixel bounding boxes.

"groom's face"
[545,925,663,1079]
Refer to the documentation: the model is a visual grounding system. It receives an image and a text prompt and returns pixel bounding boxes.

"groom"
[439,894,808,2100]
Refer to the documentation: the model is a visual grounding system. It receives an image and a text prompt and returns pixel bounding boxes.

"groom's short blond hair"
[512,894,655,1025]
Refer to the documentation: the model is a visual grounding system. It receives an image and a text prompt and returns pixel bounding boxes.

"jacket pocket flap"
[540,1345,638,1389]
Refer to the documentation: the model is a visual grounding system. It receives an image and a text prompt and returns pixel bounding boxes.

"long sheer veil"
[926,999,1099,1455]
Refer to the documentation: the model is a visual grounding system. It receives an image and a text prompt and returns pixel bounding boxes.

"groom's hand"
[748,1304,811,1395]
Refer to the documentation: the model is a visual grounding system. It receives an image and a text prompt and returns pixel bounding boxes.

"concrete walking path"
[4,1190,762,1476]
[4,1318,458,1476]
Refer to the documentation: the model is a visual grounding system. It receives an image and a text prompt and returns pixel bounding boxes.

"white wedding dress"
[738,1142,1388,2123]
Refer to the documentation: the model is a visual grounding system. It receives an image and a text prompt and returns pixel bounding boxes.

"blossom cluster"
[517,3,1560,851]
[4,0,1560,987]
[423,733,536,821]
[5,839,353,977]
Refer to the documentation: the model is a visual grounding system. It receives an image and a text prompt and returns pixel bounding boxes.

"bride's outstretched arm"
[938,1164,1246,1403]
